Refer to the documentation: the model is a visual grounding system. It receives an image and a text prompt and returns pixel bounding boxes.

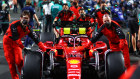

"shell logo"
[69,59,80,64]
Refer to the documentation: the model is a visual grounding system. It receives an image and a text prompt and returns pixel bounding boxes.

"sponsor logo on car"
[70,65,78,68]
[69,59,80,64]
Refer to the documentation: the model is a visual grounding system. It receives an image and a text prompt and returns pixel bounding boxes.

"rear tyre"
[105,51,125,79]
[21,50,42,79]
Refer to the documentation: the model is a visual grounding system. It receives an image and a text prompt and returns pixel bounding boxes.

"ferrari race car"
[21,21,126,79]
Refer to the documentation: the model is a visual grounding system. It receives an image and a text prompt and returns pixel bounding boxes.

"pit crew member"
[53,3,75,43]
[77,8,94,37]
[94,1,110,29]
[90,14,130,68]
[3,11,46,79]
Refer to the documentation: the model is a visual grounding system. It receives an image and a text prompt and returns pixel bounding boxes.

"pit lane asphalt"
[0,9,140,79]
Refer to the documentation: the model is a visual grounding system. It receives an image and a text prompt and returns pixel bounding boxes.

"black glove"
[52,21,58,28]
[9,36,18,41]
[23,48,28,54]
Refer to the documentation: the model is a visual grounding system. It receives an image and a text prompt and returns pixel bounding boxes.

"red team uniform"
[90,20,130,68]
[3,20,46,79]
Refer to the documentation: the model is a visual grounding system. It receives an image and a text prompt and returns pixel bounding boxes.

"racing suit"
[77,14,94,37]
[90,20,130,68]
[3,20,46,79]
[70,6,81,19]
[94,9,110,29]
[77,14,94,23]
[54,10,75,43]
[55,10,75,21]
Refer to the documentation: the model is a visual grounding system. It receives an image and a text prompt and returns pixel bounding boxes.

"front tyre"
[105,51,125,79]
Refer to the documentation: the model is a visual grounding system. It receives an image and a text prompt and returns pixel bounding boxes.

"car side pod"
[21,49,43,79]
[105,50,126,79]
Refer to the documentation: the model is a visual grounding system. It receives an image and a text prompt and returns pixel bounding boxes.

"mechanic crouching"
[89,14,130,68]
[3,11,47,79]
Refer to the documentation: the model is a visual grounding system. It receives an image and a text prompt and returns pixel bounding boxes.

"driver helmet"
[68,38,81,46]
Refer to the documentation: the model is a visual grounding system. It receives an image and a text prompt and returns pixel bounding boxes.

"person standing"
[37,0,44,19]
[0,3,11,34]
[22,0,40,49]
[43,0,53,32]
[51,0,62,26]
[13,0,18,13]
[126,1,139,55]
[17,0,25,10]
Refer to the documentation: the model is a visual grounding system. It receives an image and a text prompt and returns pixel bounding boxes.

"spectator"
[119,0,127,20]
[51,0,63,22]
[37,0,44,19]
[13,0,17,13]
[43,0,53,32]
[126,1,139,55]
[111,3,125,27]
[0,3,11,34]
[17,0,25,10]
[22,0,40,49]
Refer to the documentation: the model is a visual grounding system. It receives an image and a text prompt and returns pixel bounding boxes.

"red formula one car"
[21,21,125,79]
